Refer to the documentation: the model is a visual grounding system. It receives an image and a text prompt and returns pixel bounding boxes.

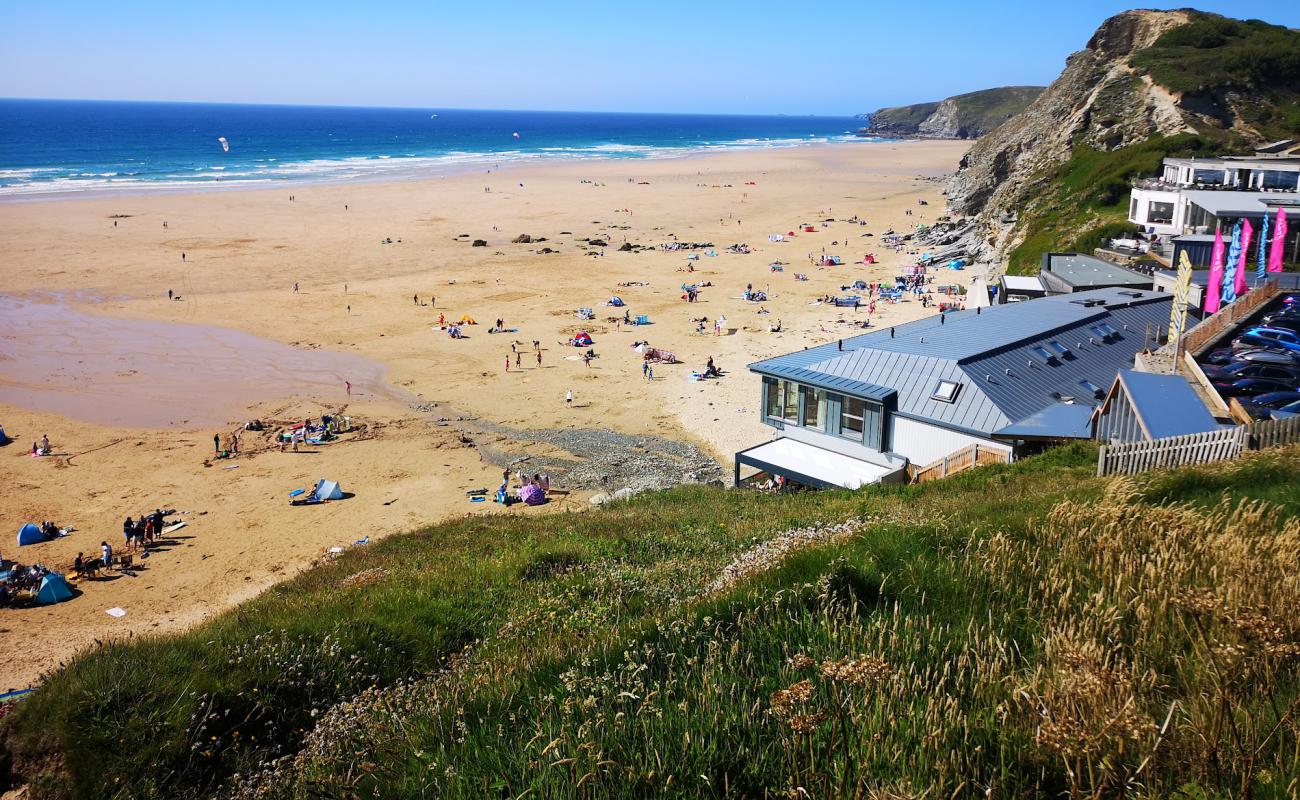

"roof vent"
[1004,368,1012,375]
[985,374,994,382]
[920,336,926,343]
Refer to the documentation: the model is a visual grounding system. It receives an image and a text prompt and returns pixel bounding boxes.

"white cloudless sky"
[2,1,1298,115]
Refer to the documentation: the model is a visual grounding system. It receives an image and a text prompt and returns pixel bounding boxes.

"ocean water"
[0,99,870,199]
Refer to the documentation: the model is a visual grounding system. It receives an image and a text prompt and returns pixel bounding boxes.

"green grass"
[7,442,1300,799]
[1007,134,1238,274]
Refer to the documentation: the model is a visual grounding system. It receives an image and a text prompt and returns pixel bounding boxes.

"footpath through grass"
[6,442,1300,799]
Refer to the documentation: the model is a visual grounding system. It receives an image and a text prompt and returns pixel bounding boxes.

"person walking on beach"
[515,351,522,369]
[647,365,654,381]
[213,434,220,455]
[505,355,510,373]
[565,389,573,406]
[101,540,112,570]
[536,350,542,367]
[294,282,299,294]
[642,361,649,379]
[168,288,173,300]
[345,380,352,396]
[181,252,186,262]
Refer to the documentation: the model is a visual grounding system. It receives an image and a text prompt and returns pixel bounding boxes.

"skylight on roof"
[1079,379,1105,398]
[1088,325,1111,340]
[1048,340,1071,356]
[932,379,961,404]
[1030,345,1055,364]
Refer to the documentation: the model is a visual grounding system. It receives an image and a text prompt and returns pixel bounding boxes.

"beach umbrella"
[1269,208,1289,273]
[1221,220,1242,306]
[1233,218,1253,298]
[1257,211,1270,282]
[1204,228,1225,314]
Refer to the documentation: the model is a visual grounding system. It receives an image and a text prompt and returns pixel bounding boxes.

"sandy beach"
[0,139,971,688]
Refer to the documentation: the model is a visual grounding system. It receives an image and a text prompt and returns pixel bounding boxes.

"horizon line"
[0,96,862,119]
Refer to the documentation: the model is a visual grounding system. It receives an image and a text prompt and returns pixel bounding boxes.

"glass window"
[1030,345,1054,363]
[1079,379,1104,398]
[840,396,865,436]
[932,380,961,403]
[782,381,799,422]
[764,379,782,420]
[1147,201,1174,225]
[1049,340,1071,356]
[800,386,826,430]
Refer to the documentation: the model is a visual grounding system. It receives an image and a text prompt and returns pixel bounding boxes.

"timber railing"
[1097,415,1300,477]
[909,443,1010,483]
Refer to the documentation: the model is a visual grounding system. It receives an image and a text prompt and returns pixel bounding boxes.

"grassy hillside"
[6,443,1300,799]
[1006,12,1300,275]
[1132,14,1300,140]
[1007,133,1238,274]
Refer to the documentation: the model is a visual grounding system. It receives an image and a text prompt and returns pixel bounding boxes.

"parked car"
[1210,376,1298,398]
[1271,400,1300,419]
[1238,391,1300,417]
[1234,349,1300,366]
[1200,361,1300,383]
[1262,305,1300,323]
[1201,347,1300,366]
[1233,329,1300,354]
[1257,316,1300,334]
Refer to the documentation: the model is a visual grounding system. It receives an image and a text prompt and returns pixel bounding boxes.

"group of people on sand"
[0,562,58,607]
[121,509,167,554]
[30,434,50,457]
[494,468,551,506]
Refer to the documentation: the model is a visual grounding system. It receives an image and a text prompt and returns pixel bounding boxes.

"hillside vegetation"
[5,443,1300,799]
[1007,133,1238,274]
[860,87,1044,140]
[946,9,1300,274]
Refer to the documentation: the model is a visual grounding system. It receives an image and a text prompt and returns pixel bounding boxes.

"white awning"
[736,438,897,489]
[1181,189,1273,218]
[1002,275,1044,292]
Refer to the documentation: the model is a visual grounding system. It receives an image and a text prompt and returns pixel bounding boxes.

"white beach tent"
[315,479,344,500]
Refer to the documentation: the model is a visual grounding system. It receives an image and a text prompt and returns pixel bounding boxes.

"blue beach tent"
[35,573,74,605]
[17,523,44,547]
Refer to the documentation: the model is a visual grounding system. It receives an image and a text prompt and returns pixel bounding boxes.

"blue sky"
[2,1,1298,115]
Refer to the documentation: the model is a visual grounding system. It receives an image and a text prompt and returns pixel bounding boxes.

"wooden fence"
[1097,415,1300,476]
[910,443,1010,483]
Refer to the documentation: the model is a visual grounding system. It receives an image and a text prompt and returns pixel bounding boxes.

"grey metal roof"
[1112,369,1220,440]
[749,288,1182,436]
[993,402,1095,439]
[1042,253,1152,288]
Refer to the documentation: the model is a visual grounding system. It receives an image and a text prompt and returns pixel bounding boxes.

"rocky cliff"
[859,86,1044,139]
[944,9,1300,271]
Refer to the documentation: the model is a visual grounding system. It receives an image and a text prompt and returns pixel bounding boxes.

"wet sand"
[0,295,392,428]
[0,140,973,688]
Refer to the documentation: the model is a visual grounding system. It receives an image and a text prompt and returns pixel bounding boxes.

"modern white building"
[1127,149,1300,237]
[737,288,1182,490]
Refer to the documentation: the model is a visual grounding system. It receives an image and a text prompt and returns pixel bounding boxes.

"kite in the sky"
[217,136,230,153]
[512,132,520,139]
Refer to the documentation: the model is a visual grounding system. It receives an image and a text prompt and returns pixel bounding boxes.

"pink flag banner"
[1269,208,1288,273]
[1234,218,1253,297]
[1204,228,1225,314]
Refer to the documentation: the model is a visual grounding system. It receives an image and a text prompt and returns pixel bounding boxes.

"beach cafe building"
[736,288,1182,489]
[1127,150,1300,238]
